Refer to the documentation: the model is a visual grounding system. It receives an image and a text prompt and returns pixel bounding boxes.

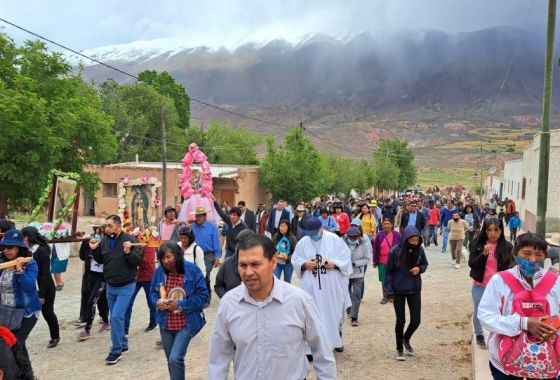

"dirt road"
[27,243,472,380]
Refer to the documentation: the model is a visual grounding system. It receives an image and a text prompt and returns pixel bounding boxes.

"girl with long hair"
[21,226,60,348]
[271,220,297,283]
[468,218,514,350]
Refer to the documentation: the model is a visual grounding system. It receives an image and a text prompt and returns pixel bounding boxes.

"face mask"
[515,256,544,278]
[348,239,358,247]
[94,234,102,241]
[310,232,322,241]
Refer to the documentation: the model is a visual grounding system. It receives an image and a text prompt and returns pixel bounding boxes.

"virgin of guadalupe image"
[130,186,149,229]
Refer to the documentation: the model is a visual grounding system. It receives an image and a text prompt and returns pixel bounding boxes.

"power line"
[0,17,293,130]
[0,91,259,150]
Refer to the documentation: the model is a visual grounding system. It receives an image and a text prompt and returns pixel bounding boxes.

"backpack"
[498,271,560,379]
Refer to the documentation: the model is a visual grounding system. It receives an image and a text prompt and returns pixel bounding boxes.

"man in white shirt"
[208,234,336,380]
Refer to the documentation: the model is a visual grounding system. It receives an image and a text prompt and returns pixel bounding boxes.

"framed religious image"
[47,173,80,237]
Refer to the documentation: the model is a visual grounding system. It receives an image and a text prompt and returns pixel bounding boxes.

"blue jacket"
[0,259,41,315]
[149,260,209,337]
[508,216,522,229]
[384,226,429,296]
[440,207,459,227]
[266,208,290,233]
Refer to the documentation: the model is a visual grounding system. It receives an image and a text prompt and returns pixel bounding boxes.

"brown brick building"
[80,162,268,217]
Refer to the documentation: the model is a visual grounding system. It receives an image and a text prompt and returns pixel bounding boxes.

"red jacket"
[428,208,440,226]
[335,212,350,234]
[137,247,156,282]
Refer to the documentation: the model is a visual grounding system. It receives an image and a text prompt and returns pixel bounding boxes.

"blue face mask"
[515,256,544,278]
[347,239,358,247]
[310,232,322,241]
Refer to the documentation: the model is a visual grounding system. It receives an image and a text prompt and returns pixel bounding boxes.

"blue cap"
[299,217,322,238]
[346,226,362,238]
[0,229,28,248]
[351,218,362,226]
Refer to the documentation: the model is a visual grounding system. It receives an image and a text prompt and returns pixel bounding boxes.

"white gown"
[292,230,352,349]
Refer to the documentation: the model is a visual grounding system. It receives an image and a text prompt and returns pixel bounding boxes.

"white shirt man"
[292,217,352,352]
[208,234,336,380]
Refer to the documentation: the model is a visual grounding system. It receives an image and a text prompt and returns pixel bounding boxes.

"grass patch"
[417,168,478,189]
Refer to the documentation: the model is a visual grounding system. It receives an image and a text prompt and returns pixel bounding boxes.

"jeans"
[125,281,156,333]
[106,282,136,354]
[348,278,364,320]
[449,239,464,264]
[441,226,450,252]
[203,252,216,303]
[428,225,438,246]
[160,327,192,380]
[509,228,518,243]
[273,262,294,283]
[41,287,60,340]
[225,247,235,259]
[393,293,421,351]
[471,285,485,336]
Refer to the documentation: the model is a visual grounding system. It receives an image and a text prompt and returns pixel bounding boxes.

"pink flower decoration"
[123,175,130,185]
[142,175,149,184]
[153,198,162,207]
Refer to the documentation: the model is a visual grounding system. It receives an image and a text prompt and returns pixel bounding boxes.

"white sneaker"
[454,263,460,269]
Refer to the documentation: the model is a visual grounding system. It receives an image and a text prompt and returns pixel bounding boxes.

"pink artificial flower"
[123,176,130,185]
[142,175,149,184]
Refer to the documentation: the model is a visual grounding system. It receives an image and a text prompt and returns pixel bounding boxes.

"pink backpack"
[498,271,560,379]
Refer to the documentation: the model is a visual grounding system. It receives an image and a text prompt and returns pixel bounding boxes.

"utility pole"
[537,0,556,236]
[479,146,483,204]
[161,105,167,215]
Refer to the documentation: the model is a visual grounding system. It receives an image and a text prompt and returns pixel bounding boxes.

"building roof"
[91,162,259,179]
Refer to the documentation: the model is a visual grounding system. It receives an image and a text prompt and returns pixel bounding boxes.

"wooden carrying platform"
[0,257,32,269]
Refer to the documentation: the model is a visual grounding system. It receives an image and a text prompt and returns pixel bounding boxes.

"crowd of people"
[1,187,560,379]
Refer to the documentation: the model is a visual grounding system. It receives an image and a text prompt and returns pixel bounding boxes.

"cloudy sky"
[0,0,547,50]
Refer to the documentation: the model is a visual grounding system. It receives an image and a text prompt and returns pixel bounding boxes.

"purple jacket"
[373,230,401,265]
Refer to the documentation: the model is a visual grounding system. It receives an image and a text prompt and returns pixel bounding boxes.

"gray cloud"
[0,0,547,50]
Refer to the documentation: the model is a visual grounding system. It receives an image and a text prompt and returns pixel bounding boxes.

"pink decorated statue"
[177,143,217,222]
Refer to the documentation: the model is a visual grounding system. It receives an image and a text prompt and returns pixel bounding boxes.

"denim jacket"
[149,260,208,337]
[0,259,41,315]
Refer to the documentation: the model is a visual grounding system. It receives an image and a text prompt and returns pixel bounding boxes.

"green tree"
[99,80,186,162]
[0,34,116,208]
[373,139,416,191]
[137,70,190,129]
[260,127,327,203]
[185,122,262,165]
[319,155,375,195]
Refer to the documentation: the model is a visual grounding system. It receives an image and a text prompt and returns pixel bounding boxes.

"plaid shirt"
[165,272,186,331]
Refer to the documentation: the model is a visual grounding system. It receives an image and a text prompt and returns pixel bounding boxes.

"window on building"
[521,178,526,200]
[102,183,118,198]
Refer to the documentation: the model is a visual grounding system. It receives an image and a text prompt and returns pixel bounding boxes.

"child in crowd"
[478,233,560,379]
[507,211,522,243]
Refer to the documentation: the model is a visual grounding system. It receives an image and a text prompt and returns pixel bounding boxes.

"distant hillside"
[74,26,558,168]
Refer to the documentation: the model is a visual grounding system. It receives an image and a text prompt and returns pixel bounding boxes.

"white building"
[501,130,560,233]
[502,159,523,206]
